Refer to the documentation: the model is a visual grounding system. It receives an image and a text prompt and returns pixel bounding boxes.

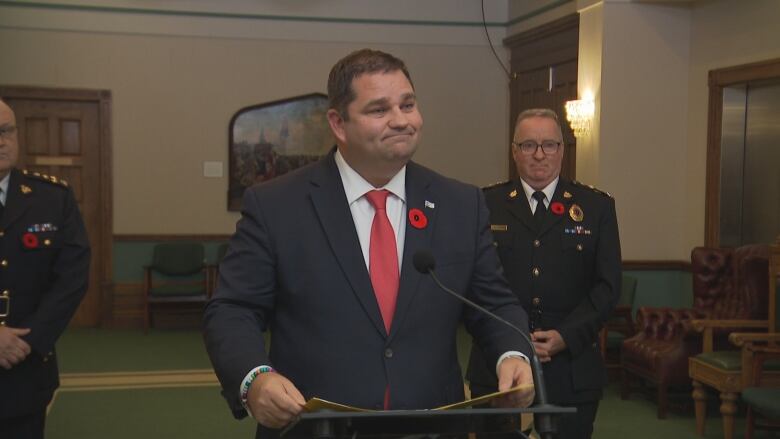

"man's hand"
[247,372,306,429]
[0,326,31,370]
[493,356,535,408]
[531,330,566,362]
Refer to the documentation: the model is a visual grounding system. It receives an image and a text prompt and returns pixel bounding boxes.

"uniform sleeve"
[463,187,532,364]
[556,197,621,357]
[202,187,276,419]
[21,187,90,356]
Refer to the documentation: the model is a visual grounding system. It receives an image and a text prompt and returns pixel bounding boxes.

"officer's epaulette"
[571,180,612,198]
[482,180,510,191]
[21,169,69,188]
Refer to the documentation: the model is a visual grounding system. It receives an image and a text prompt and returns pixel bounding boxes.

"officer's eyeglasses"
[0,125,17,140]
[512,140,561,155]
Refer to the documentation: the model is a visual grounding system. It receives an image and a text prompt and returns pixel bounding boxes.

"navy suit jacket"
[467,178,621,404]
[0,169,90,418]
[203,151,530,432]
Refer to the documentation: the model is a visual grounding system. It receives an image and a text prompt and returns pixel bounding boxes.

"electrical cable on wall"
[481,0,511,81]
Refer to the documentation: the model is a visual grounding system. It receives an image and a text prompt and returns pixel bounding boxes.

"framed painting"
[228,93,334,210]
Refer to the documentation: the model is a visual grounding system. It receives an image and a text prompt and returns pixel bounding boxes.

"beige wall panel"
[599,2,691,260]
[685,0,780,252]
[0,28,509,234]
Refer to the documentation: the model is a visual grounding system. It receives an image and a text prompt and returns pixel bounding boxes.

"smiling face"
[512,116,564,190]
[327,70,422,187]
[0,100,19,180]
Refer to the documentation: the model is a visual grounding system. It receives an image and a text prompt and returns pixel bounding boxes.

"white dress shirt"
[520,177,559,213]
[334,149,406,270]
[0,172,9,206]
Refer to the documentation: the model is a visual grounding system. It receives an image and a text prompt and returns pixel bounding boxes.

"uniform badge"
[509,189,518,199]
[27,223,58,232]
[491,224,508,232]
[20,185,32,194]
[563,191,572,199]
[569,204,584,222]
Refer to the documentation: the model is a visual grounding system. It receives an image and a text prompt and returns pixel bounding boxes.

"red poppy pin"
[23,232,39,249]
[550,202,565,215]
[408,208,428,229]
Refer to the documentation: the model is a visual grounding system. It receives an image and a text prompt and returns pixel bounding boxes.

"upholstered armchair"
[687,243,778,439]
[620,244,770,419]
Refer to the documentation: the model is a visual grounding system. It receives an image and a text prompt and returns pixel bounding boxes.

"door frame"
[0,85,113,325]
[704,58,780,247]
[504,13,579,180]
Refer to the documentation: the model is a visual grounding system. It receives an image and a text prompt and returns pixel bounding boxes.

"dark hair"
[327,49,413,120]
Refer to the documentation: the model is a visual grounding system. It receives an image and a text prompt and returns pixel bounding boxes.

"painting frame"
[227,93,334,211]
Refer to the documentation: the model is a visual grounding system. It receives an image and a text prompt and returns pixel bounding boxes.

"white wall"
[0,1,513,234]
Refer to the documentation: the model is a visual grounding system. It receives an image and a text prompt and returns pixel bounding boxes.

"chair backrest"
[216,243,229,263]
[620,275,638,307]
[152,242,205,276]
[691,245,770,320]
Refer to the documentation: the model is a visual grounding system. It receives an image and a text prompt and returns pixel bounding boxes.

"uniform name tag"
[490,225,508,232]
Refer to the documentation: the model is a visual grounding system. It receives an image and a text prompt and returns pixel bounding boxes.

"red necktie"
[365,190,399,410]
[365,190,400,333]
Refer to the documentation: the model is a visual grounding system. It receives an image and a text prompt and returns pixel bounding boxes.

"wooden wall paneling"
[0,86,113,327]
[704,58,780,247]
[504,14,579,181]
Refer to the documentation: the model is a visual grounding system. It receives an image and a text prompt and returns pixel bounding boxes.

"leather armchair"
[620,244,770,419]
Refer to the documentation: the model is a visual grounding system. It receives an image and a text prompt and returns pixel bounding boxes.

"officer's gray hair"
[514,108,563,139]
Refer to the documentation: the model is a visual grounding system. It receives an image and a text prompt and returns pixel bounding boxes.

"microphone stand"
[425,268,558,439]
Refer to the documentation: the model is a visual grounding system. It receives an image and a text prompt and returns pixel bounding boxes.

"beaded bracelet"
[240,365,275,407]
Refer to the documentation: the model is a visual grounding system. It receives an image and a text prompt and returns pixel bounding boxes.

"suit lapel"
[308,153,387,338]
[389,162,436,340]
[1,169,32,230]
[538,179,570,236]
[504,181,537,233]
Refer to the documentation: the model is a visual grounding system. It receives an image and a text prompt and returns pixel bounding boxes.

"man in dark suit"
[203,49,535,438]
[467,109,621,439]
[0,99,91,438]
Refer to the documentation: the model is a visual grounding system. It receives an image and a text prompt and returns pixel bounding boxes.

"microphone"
[413,250,556,439]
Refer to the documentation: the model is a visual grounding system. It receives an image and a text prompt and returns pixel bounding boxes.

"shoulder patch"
[21,169,69,188]
[571,180,612,198]
[482,180,510,191]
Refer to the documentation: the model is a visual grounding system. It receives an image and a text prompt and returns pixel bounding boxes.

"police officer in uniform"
[467,108,621,439]
[0,99,90,438]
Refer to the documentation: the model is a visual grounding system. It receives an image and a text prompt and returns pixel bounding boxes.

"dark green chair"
[739,342,780,438]
[209,243,230,295]
[734,243,780,439]
[689,244,776,439]
[599,274,638,369]
[143,242,208,331]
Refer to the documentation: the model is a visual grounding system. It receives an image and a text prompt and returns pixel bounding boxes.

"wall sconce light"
[564,98,595,137]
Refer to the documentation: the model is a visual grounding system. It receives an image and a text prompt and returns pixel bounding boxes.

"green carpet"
[47,387,256,438]
[57,328,212,373]
[46,329,779,438]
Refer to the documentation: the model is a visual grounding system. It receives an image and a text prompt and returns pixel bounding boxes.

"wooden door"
[505,14,579,181]
[0,87,112,327]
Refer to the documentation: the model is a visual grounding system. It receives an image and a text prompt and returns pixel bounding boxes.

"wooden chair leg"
[657,382,668,419]
[692,380,707,436]
[720,392,738,439]
[745,406,755,439]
